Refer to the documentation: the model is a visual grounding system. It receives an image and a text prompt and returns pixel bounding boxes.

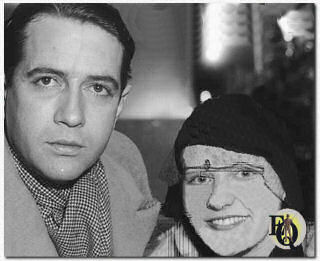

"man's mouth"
[47,139,84,156]
[206,215,249,230]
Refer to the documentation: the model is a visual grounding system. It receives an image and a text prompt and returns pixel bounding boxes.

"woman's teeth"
[211,216,247,226]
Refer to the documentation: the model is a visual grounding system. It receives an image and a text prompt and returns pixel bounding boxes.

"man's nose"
[54,87,85,127]
[206,174,235,211]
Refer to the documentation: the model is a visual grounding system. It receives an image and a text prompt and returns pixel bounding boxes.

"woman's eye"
[189,176,213,185]
[236,170,256,179]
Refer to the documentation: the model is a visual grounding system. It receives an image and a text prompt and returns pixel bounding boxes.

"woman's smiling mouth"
[206,215,249,230]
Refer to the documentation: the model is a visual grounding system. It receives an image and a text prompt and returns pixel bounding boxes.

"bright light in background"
[200,90,212,103]
[202,3,242,65]
[277,9,314,42]
[202,4,226,64]
[205,43,224,63]
[277,16,294,42]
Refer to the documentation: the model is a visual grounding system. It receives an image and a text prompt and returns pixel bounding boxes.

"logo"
[269,208,306,250]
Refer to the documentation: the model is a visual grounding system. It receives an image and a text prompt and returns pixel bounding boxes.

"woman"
[149,94,314,257]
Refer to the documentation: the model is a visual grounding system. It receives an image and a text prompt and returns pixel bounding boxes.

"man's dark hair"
[4,3,135,91]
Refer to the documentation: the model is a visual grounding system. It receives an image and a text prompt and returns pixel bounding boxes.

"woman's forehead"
[182,145,266,167]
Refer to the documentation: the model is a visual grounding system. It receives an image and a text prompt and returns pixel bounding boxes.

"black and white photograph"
[3,2,316,257]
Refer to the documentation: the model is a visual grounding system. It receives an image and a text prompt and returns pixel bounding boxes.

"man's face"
[182,145,282,256]
[5,15,129,183]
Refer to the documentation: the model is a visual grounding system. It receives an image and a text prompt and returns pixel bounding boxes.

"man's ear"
[115,84,131,120]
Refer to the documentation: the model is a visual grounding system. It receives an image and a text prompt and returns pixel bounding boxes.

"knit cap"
[174,94,303,211]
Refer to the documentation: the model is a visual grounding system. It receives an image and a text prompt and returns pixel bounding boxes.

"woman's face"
[182,145,283,256]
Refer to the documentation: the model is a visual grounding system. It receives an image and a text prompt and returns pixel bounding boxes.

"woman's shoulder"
[147,222,199,257]
[147,224,177,257]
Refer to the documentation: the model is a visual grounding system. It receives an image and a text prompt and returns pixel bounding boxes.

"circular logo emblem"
[269,208,306,250]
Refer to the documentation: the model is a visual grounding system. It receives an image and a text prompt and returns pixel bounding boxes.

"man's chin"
[31,154,99,183]
[33,163,92,185]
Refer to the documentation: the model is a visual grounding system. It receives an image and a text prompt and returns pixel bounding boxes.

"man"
[150,95,313,257]
[4,3,160,257]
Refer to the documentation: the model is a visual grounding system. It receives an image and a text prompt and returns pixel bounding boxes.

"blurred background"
[114,3,316,222]
[5,3,315,220]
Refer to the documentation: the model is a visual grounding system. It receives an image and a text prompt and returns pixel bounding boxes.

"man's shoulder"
[105,130,144,163]
[101,130,152,199]
[4,138,58,257]
[99,131,161,256]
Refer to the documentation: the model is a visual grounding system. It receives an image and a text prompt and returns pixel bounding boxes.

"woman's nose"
[206,174,235,211]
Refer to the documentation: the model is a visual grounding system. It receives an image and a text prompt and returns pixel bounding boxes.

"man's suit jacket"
[4,130,160,257]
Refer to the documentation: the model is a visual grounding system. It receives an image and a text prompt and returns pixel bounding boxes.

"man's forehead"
[182,145,266,167]
[22,14,123,78]
[25,13,118,39]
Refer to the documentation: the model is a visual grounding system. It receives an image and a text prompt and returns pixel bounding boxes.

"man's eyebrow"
[86,75,119,91]
[26,67,66,78]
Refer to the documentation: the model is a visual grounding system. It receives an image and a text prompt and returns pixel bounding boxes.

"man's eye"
[35,76,57,87]
[89,84,110,96]
[189,176,214,185]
